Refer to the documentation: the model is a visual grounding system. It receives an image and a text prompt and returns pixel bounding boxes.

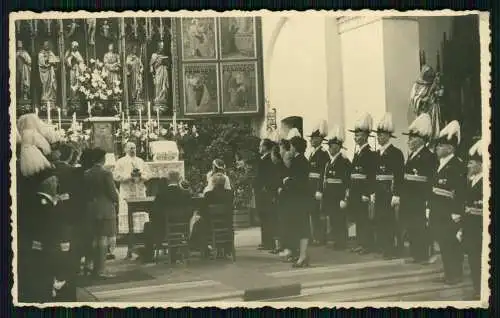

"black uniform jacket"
[429,155,467,221]
[308,147,330,193]
[255,153,275,200]
[321,153,351,207]
[401,146,437,214]
[349,144,377,202]
[374,144,405,200]
[464,176,483,221]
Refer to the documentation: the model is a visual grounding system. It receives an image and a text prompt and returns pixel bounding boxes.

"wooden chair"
[153,207,191,265]
[207,203,236,262]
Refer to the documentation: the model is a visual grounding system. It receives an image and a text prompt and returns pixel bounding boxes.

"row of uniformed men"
[301,112,483,296]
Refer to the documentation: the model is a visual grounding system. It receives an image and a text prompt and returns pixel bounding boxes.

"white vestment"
[113,155,151,233]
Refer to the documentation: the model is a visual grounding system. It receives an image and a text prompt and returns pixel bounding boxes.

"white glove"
[283,177,289,185]
[370,193,376,203]
[451,214,461,223]
[315,191,323,201]
[391,196,400,207]
[340,200,347,209]
[456,229,463,242]
[278,187,282,195]
[361,195,370,202]
[425,208,430,219]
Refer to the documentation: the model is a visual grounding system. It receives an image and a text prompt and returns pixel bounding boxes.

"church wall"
[417,16,454,70]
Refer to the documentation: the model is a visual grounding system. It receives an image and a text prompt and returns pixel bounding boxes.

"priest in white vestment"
[113,142,151,238]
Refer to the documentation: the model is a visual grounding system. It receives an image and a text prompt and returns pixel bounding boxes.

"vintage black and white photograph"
[10,11,490,308]
[221,62,259,113]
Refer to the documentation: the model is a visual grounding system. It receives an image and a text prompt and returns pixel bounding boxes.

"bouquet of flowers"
[72,58,123,102]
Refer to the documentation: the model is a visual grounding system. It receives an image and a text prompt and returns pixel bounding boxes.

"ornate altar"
[14,16,264,121]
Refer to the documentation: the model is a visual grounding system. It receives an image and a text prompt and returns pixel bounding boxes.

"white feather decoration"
[318,120,328,136]
[327,125,345,143]
[468,139,482,157]
[40,124,61,144]
[439,120,461,145]
[22,129,51,155]
[287,128,302,140]
[377,113,394,132]
[354,113,373,131]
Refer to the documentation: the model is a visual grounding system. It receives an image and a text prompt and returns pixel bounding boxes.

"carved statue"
[87,18,97,45]
[65,19,79,38]
[126,44,144,102]
[16,40,32,100]
[101,20,112,39]
[38,41,59,103]
[65,41,85,100]
[103,43,121,89]
[150,41,169,103]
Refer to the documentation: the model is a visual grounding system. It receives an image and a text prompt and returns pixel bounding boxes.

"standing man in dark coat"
[307,120,330,245]
[348,113,377,255]
[84,148,120,278]
[316,126,351,250]
[372,113,405,259]
[429,121,467,285]
[459,138,484,298]
[254,138,275,250]
[401,113,437,264]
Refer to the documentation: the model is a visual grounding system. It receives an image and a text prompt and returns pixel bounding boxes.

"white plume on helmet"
[376,112,395,133]
[286,128,302,140]
[310,119,328,137]
[326,125,345,143]
[350,112,373,132]
[439,120,461,145]
[407,113,433,138]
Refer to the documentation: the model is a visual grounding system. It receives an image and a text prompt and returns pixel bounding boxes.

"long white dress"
[113,155,151,234]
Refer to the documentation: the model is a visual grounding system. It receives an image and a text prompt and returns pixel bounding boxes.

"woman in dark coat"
[285,136,311,267]
[269,145,287,254]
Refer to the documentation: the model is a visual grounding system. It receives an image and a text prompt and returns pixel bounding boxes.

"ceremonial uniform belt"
[326,178,343,184]
[32,240,43,251]
[404,174,428,182]
[465,206,482,216]
[351,173,367,180]
[309,172,321,179]
[432,187,455,199]
[376,174,394,181]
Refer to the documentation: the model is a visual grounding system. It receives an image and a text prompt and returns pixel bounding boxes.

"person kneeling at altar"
[142,170,192,263]
[194,173,234,258]
[84,148,120,278]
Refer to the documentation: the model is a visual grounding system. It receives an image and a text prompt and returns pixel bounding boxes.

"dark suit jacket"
[374,144,405,199]
[203,189,234,221]
[84,164,119,220]
[401,146,437,215]
[321,154,351,207]
[255,153,274,193]
[429,155,467,222]
[350,145,377,201]
[308,147,330,192]
[286,154,310,200]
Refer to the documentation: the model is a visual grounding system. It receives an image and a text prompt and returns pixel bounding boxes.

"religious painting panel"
[180,17,217,61]
[219,17,256,59]
[221,62,258,114]
[182,63,220,115]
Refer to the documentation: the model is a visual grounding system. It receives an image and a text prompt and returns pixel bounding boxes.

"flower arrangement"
[72,58,123,102]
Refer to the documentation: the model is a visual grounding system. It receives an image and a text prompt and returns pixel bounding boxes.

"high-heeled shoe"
[292,258,309,268]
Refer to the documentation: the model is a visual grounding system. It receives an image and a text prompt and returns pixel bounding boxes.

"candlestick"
[156,108,160,135]
[119,101,122,114]
[35,107,39,117]
[47,102,51,124]
[173,110,177,135]
[147,101,152,126]
[57,107,62,130]
[87,101,91,117]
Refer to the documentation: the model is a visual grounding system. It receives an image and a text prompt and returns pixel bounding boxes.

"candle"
[88,101,92,117]
[119,101,122,114]
[34,20,37,33]
[127,112,130,126]
[173,110,177,135]
[47,101,51,124]
[35,107,39,117]
[122,111,125,127]
[57,107,62,130]
[156,108,160,135]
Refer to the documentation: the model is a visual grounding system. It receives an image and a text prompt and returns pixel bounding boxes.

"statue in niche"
[87,18,97,45]
[150,41,169,104]
[65,19,79,38]
[126,44,144,102]
[38,40,59,103]
[65,41,85,100]
[16,40,32,100]
[103,42,121,89]
[101,20,114,39]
